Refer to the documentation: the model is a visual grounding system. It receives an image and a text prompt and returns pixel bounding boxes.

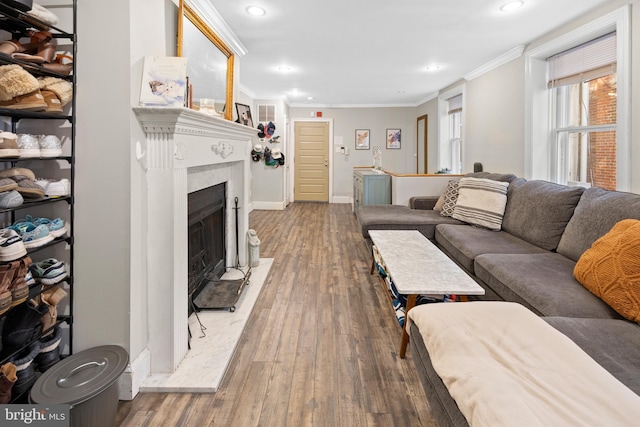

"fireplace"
[133,107,255,381]
[188,183,226,306]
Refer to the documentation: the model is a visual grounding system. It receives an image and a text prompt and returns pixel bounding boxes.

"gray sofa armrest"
[410,196,439,210]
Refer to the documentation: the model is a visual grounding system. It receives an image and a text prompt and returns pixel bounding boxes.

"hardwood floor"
[116,202,437,426]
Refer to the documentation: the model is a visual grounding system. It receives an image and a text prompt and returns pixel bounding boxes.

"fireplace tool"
[192,196,251,313]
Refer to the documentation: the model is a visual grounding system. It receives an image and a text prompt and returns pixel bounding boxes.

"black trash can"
[30,345,129,427]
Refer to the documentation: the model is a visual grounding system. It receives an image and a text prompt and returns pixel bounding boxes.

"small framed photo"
[235,103,254,128]
[386,129,401,149]
[355,129,370,150]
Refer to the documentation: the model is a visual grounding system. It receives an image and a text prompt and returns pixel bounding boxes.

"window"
[524,6,630,191]
[548,33,617,189]
[438,88,465,174]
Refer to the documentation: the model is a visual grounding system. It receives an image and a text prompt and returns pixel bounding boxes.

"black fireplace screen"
[188,183,226,299]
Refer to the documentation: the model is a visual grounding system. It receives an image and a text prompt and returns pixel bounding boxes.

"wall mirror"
[178,0,234,120]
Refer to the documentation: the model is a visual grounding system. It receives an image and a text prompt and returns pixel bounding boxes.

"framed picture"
[386,128,401,149]
[235,103,254,128]
[355,129,370,150]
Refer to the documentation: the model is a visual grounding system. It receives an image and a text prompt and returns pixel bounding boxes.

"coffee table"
[368,230,485,358]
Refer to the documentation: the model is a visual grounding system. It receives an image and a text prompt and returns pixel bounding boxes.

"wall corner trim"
[463,45,526,81]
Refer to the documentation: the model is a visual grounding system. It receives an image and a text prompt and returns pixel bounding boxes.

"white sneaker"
[34,178,70,197]
[38,135,62,157]
[17,134,41,158]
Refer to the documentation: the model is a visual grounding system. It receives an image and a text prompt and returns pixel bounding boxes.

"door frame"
[416,114,428,174]
[289,118,334,203]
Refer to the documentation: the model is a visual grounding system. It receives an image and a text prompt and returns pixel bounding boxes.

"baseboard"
[118,347,151,400]
[331,196,351,204]
[252,200,286,210]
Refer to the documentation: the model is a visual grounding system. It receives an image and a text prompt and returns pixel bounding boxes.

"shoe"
[16,134,41,158]
[0,229,27,262]
[39,285,66,337]
[35,325,63,372]
[0,132,20,158]
[34,178,70,197]
[0,190,23,209]
[14,215,66,238]
[6,175,45,199]
[42,54,73,76]
[0,89,48,111]
[41,89,63,112]
[9,342,40,397]
[37,77,72,107]
[8,223,52,249]
[0,362,17,404]
[0,167,36,181]
[29,258,67,285]
[9,256,31,307]
[0,261,18,315]
[38,135,62,157]
[2,300,47,359]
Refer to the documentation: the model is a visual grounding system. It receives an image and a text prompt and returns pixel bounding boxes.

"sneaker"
[34,178,70,198]
[38,135,62,157]
[0,132,20,158]
[16,134,41,158]
[8,223,53,249]
[0,228,27,262]
[0,190,23,208]
[29,258,67,285]
[15,215,66,238]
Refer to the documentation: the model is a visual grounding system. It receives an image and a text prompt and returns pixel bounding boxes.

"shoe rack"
[0,1,75,402]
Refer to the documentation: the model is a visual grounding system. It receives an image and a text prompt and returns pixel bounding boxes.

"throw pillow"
[433,193,446,211]
[451,177,509,231]
[573,219,640,322]
[439,180,460,217]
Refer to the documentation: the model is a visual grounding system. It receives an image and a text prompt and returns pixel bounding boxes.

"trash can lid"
[30,345,129,406]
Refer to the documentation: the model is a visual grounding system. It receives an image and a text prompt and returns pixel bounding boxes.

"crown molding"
[463,45,525,81]
[186,0,248,57]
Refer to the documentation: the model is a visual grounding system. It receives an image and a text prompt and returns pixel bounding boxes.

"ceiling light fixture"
[425,65,441,72]
[277,65,291,72]
[500,1,524,12]
[246,6,266,16]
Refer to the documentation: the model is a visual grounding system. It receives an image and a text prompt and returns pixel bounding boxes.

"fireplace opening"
[188,183,226,311]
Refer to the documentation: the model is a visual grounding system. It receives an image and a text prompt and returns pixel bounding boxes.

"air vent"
[258,104,276,123]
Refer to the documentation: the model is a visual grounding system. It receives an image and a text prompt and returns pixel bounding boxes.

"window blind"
[448,94,462,114]
[548,32,616,88]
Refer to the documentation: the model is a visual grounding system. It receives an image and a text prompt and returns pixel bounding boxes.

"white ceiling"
[207,0,611,107]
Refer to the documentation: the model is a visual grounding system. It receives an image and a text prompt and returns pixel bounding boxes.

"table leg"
[400,294,417,358]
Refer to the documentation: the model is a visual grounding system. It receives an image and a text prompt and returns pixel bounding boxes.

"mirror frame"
[178,0,234,121]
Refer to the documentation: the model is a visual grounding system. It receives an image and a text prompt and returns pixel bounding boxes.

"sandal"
[0,39,45,63]
[12,31,56,64]
[42,53,73,76]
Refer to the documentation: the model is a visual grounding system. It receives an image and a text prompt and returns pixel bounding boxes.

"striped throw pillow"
[452,177,509,230]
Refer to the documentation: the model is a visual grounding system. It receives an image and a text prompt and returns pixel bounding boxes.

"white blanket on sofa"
[407,301,640,427]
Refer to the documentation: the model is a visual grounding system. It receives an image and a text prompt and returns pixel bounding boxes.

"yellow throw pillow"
[574,219,640,322]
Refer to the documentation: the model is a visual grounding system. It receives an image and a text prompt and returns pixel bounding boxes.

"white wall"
[289,106,417,200]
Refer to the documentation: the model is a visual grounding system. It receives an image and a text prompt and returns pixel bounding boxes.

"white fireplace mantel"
[133,107,256,376]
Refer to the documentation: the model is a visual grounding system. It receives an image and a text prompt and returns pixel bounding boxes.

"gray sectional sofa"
[355,172,640,426]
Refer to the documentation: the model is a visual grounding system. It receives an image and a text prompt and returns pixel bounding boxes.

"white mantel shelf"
[133,106,256,380]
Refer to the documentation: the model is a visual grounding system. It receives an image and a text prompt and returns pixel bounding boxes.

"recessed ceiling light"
[307,96,314,101]
[425,65,441,72]
[500,1,524,12]
[246,6,266,16]
[277,65,291,72]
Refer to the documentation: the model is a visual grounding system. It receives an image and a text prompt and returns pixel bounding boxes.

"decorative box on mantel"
[133,106,256,375]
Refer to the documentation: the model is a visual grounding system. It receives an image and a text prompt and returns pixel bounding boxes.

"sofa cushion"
[465,171,518,183]
[574,219,640,322]
[439,180,460,217]
[557,187,640,261]
[544,317,640,396]
[356,205,464,239]
[435,224,548,273]
[474,253,622,318]
[452,178,509,231]
[502,180,585,251]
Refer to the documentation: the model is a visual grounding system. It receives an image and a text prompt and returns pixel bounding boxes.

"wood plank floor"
[116,202,437,427]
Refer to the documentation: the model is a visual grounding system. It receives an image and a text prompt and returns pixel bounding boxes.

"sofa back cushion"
[573,219,640,322]
[465,171,518,183]
[502,180,585,251]
[557,187,640,261]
